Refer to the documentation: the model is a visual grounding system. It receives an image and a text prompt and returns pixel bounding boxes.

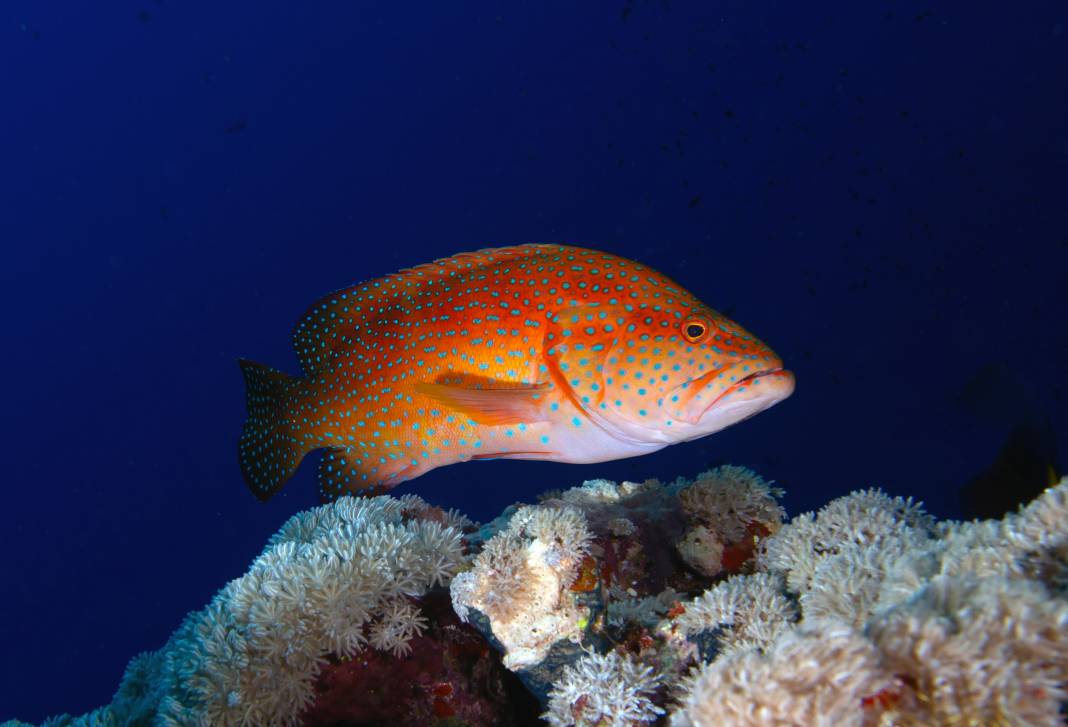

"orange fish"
[238,244,794,501]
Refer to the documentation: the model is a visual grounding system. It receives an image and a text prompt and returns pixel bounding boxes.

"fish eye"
[682,318,708,343]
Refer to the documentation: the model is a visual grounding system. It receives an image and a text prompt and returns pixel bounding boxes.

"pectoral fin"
[414,382,550,425]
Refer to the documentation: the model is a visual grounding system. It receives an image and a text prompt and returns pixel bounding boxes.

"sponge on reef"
[450,504,594,670]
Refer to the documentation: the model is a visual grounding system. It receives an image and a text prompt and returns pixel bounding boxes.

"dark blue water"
[2,1,1066,721]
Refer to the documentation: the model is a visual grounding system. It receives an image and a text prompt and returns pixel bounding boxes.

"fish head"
[661,307,795,442]
[548,303,794,447]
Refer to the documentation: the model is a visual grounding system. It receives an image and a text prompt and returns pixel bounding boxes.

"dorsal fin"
[289,244,570,377]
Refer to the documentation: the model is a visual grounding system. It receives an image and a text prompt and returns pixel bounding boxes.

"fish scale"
[238,244,794,501]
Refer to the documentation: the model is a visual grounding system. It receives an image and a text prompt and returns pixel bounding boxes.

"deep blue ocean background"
[2,1,1066,721]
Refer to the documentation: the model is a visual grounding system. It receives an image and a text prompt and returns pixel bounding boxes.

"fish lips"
[680,367,795,428]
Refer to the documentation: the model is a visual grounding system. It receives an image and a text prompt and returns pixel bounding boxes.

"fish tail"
[237,358,306,502]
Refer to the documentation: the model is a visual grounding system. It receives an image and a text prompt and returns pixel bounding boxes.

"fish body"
[239,244,794,501]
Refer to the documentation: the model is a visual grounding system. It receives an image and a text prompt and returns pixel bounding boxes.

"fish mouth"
[709,367,784,406]
[690,366,795,423]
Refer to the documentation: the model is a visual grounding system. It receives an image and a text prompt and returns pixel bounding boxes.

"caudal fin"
[237,358,306,502]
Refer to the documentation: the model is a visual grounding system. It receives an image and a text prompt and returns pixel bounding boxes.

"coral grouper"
[238,244,794,501]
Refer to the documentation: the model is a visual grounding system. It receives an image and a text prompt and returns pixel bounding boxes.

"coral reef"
[21,494,506,727]
[450,504,595,670]
[543,650,664,727]
[672,623,894,727]
[12,469,1068,727]
[669,573,797,658]
[674,465,786,577]
[298,591,542,727]
[671,480,1068,727]
[450,466,786,703]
